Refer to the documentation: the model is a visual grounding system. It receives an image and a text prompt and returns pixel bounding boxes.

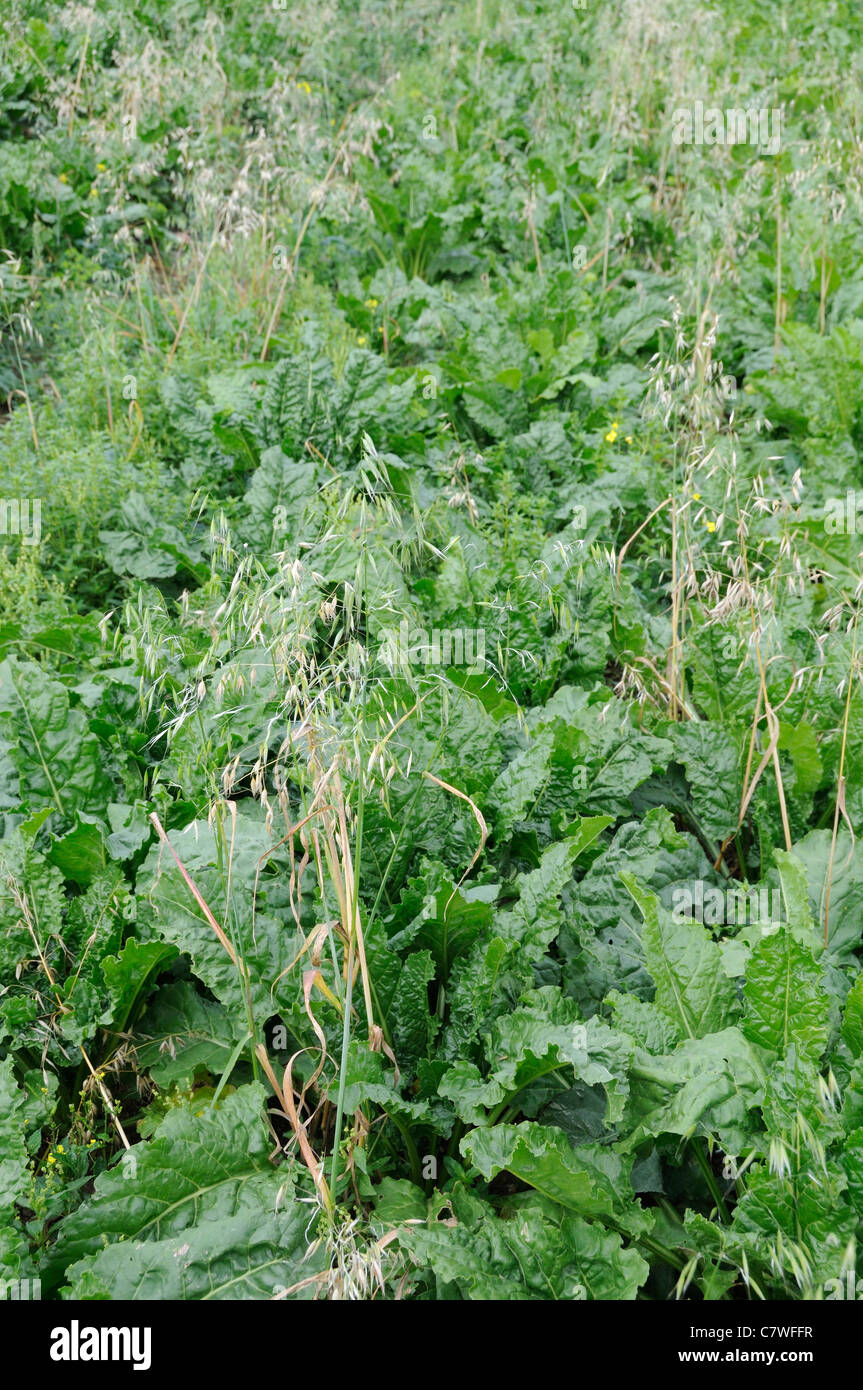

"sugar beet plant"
[4,0,863,1301]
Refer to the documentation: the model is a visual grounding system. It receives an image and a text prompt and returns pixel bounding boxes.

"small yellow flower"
[625,435,633,444]
[97,162,107,172]
[59,173,68,183]
[357,335,367,346]
[364,297,379,309]
[89,187,98,198]
[605,429,617,443]
[297,80,312,95]
[692,492,701,500]
[56,1144,65,1154]
[47,1155,56,1165]
[705,520,716,532]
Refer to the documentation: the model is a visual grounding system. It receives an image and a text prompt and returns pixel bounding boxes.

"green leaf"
[63,1200,323,1300]
[134,982,244,1086]
[622,874,738,1039]
[439,1061,506,1124]
[325,1042,426,1124]
[46,1084,297,1291]
[462,1123,651,1237]
[372,1178,428,1225]
[99,492,205,581]
[390,949,439,1075]
[100,937,177,1033]
[743,929,828,1063]
[47,811,106,885]
[0,1060,33,1276]
[774,849,816,939]
[137,812,301,1029]
[0,657,113,816]
[441,935,524,1061]
[106,801,153,861]
[496,816,613,958]
[559,806,695,1013]
[782,829,863,961]
[0,1058,30,1211]
[842,974,863,1059]
[402,1189,647,1299]
[386,862,495,976]
[666,723,744,847]
[488,730,554,840]
[622,1028,766,1154]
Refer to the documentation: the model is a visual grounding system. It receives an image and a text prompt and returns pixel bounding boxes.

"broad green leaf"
[389,949,440,1076]
[325,1042,426,1124]
[134,982,244,1086]
[402,1190,647,1299]
[783,829,863,960]
[462,1123,651,1237]
[743,930,828,1063]
[100,937,177,1033]
[622,874,738,1039]
[496,816,613,957]
[386,861,496,976]
[560,806,696,1013]
[774,849,816,940]
[622,1027,766,1154]
[441,935,526,1061]
[488,729,553,840]
[63,1201,324,1301]
[372,1178,428,1225]
[0,1060,33,1276]
[47,811,106,885]
[666,723,744,847]
[46,1084,282,1288]
[106,801,153,861]
[0,657,113,816]
[0,1058,30,1211]
[842,975,863,1059]
[137,812,302,1028]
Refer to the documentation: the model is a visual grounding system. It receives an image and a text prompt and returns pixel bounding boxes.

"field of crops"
[3,0,863,1312]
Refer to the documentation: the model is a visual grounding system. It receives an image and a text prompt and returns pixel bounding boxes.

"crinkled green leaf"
[390,949,439,1076]
[496,816,613,958]
[325,1041,426,1123]
[622,874,738,1039]
[0,657,113,816]
[402,1190,647,1300]
[134,981,244,1086]
[462,1122,651,1237]
[46,1084,282,1288]
[622,1027,766,1154]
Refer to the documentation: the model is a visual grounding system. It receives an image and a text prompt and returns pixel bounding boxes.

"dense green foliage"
[3,0,863,1301]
